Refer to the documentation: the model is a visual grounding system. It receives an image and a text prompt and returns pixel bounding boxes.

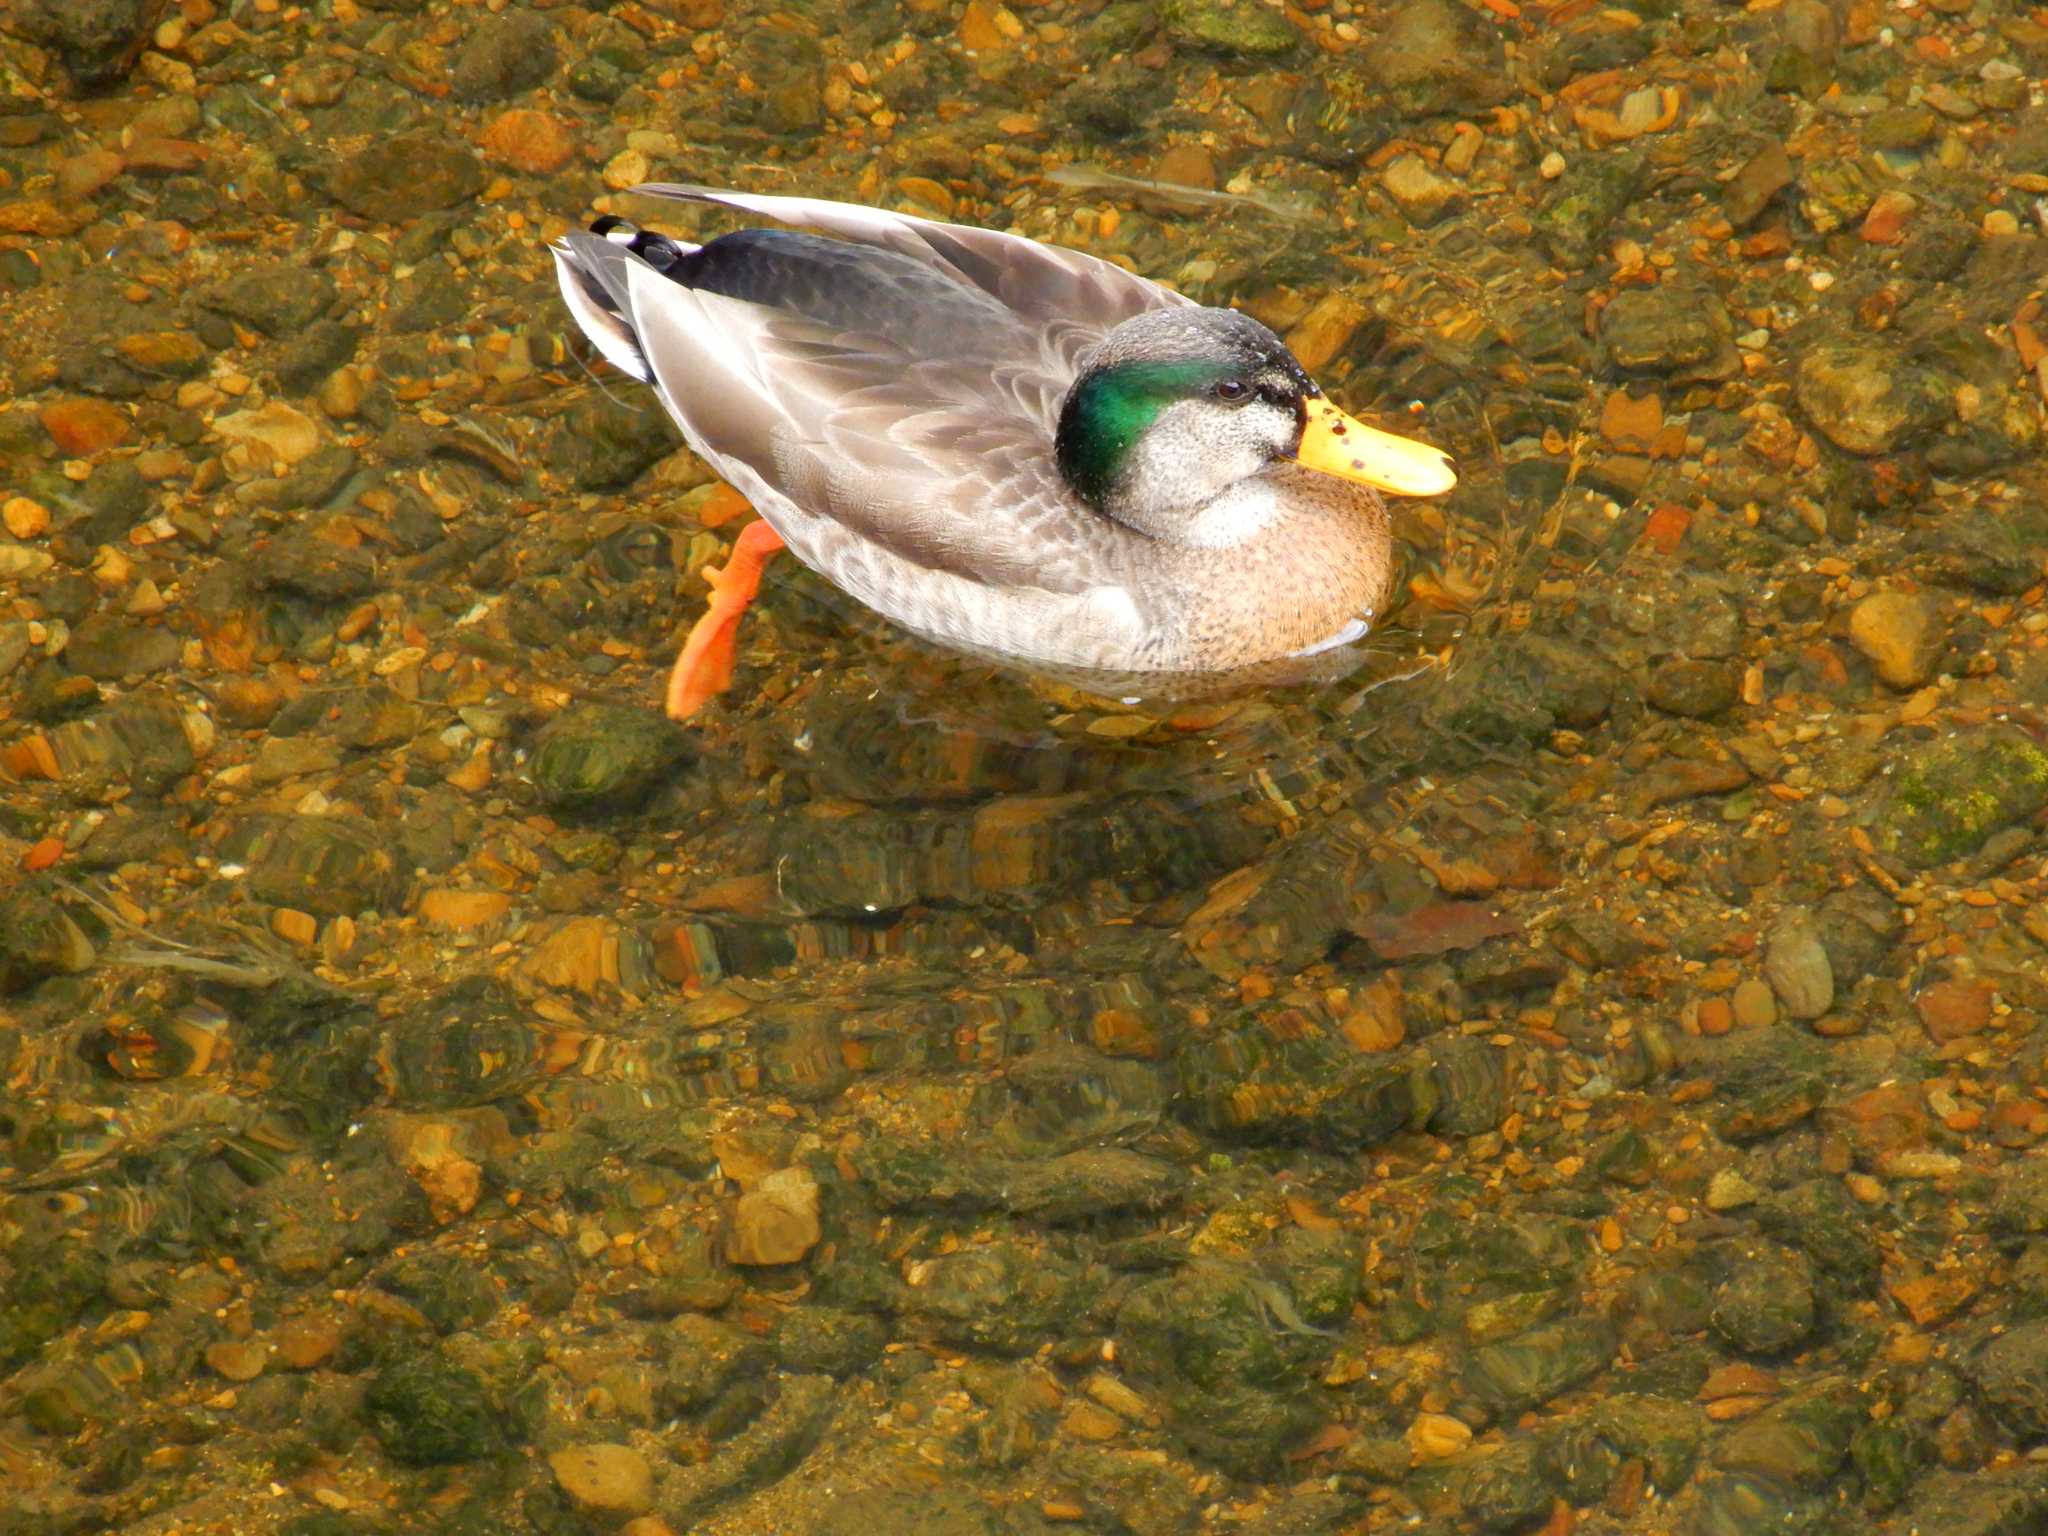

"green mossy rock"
[364,1358,505,1466]
[1875,725,2048,868]
[1162,0,1298,58]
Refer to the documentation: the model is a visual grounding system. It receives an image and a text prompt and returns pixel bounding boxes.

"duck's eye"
[1212,379,1251,405]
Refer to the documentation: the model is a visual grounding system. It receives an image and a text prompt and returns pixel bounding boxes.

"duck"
[550,185,1456,720]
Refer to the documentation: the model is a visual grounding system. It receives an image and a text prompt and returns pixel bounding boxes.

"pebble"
[1723,142,1793,226]
[55,149,124,203]
[478,110,579,176]
[959,0,1015,51]
[1646,658,1739,718]
[3,0,2047,1523]
[1154,144,1218,191]
[549,1444,656,1519]
[604,148,653,192]
[1380,154,1458,224]
[273,1315,342,1370]
[2,497,49,539]
[1763,909,1833,1020]
[418,888,514,930]
[1284,292,1367,374]
[325,132,485,221]
[1859,189,1916,245]
[727,1167,822,1266]
[1406,1411,1472,1460]
[1705,1169,1761,1211]
[212,401,321,473]
[39,399,129,456]
[204,1339,270,1382]
[1730,979,1777,1029]
[1847,591,1945,689]
[1914,977,1994,1043]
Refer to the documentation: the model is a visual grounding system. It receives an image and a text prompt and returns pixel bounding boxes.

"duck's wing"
[555,235,1138,600]
[626,183,1195,367]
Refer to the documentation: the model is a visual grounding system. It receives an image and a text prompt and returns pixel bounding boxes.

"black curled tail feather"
[551,215,703,386]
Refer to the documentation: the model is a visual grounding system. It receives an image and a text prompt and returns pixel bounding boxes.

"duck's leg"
[665,518,786,720]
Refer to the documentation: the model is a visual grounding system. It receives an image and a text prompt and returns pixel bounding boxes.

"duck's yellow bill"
[1293,399,1456,497]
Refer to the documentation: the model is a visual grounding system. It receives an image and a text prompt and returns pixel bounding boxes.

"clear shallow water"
[4,0,2048,1532]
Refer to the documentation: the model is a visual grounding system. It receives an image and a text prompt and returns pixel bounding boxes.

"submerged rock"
[1762,908,1833,1020]
[549,1443,655,1519]
[1794,339,1948,456]
[453,10,558,100]
[1848,591,1946,689]
[227,814,405,918]
[323,132,485,221]
[1874,726,2048,869]
[1464,1317,1617,1414]
[1601,285,1739,381]
[1116,1258,1330,1474]
[860,1139,1187,1223]
[1710,1243,1816,1356]
[5,0,155,91]
[364,1357,509,1466]
[903,1241,1093,1356]
[0,888,96,994]
[1970,1319,2048,1439]
[1713,1380,1861,1487]
[1161,0,1298,57]
[527,703,689,812]
[1364,0,1511,119]
[809,1488,1012,1536]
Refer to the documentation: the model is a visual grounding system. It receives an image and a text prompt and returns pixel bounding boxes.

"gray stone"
[452,11,559,101]
[200,263,337,338]
[1724,143,1794,228]
[1763,909,1833,1020]
[324,133,485,221]
[1601,285,1740,381]
[1711,1244,1815,1355]
[6,0,154,91]
[1646,659,1740,719]
[1970,1319,2048,1438]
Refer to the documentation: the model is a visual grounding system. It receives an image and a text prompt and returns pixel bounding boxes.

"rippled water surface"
[4,0,2048,1532]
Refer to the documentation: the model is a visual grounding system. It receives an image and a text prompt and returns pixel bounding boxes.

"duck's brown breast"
[1143,472,1396,669]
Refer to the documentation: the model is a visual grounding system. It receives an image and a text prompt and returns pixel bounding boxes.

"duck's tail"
[550,216,703,386]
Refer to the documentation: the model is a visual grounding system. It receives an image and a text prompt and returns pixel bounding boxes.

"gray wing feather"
[626,184,1195,351]
[618,260,1131,600]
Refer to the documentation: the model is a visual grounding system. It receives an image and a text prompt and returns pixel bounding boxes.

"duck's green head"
[1054,307,1453,546]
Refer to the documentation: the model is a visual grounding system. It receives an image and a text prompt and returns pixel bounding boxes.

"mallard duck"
[551,185,1455,720]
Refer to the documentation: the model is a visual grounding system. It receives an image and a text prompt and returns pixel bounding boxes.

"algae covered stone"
[364,1357,506,1465]
[1875,725,2048,869]
[1115,1258,1332,1473]
[1794,338,1947,455]
[1162,0,1298,57]
[528,702,690,812]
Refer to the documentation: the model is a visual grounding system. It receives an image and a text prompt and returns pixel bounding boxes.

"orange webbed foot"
[665,518,786,720]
